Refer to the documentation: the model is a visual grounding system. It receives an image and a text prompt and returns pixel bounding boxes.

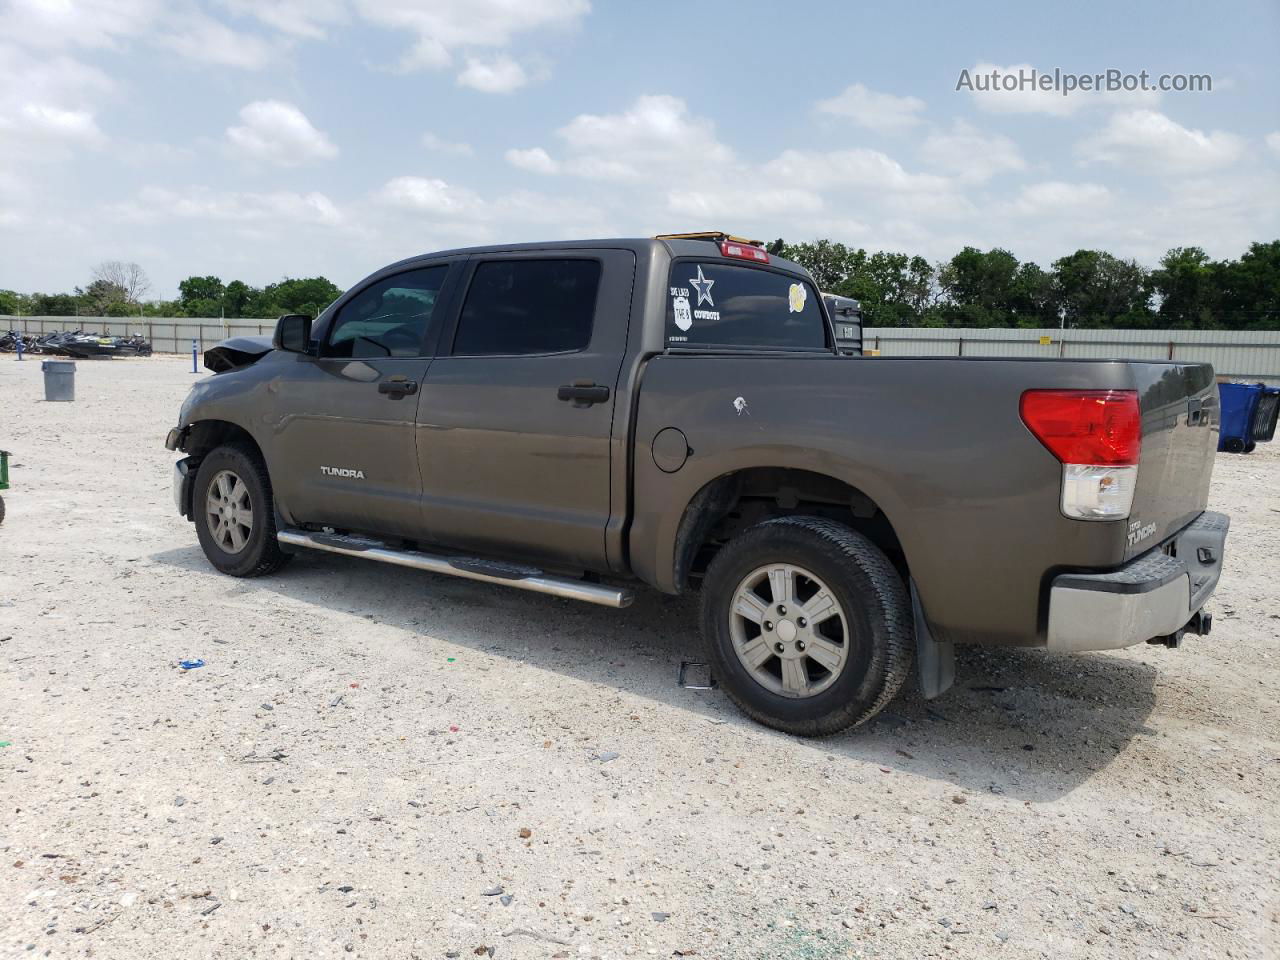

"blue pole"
[15,335,22,361]
[191,337,198,374]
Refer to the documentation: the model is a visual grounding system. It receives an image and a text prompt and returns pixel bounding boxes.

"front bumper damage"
[1046,510,1229,653]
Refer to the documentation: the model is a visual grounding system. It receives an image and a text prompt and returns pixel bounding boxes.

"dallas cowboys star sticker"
[689,265,715,306]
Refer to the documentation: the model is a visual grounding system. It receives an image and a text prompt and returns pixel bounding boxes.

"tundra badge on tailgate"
[1127,518,1157,547]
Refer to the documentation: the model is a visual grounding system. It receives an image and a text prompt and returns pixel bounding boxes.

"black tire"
[193,444,291,577]
[700,516,914,737]
[1223,438,1246,454]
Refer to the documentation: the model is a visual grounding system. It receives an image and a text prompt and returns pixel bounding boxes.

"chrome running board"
[277,528,633,608]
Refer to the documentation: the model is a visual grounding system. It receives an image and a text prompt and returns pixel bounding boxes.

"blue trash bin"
[1218,382,1266,453]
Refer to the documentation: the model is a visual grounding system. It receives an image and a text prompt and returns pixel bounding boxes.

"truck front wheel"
[193,444,291,577]
[700,516,913,736]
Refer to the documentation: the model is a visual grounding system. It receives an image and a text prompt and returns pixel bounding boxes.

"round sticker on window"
[788,283,807,313]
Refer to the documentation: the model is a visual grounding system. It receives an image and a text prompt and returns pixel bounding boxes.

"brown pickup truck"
[167,233,1229,735]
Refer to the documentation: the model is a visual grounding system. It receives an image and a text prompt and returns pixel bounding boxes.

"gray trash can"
[41,359,76,402]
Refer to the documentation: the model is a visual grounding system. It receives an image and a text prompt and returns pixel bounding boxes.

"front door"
[268,263,454,537]
[415,251,635,570]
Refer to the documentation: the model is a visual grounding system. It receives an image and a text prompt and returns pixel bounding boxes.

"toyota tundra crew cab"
[166,233,1229,736]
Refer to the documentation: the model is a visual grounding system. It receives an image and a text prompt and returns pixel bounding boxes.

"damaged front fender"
[203,335,274,374]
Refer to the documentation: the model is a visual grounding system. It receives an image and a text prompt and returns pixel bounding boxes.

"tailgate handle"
[557,382,610,405]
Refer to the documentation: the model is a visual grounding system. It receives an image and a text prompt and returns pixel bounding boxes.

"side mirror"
[273,314,313,354]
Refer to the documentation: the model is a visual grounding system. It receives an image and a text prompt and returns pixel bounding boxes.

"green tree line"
[0,267,342,321]
[3,240,1278,329]
[769,239,1280,330]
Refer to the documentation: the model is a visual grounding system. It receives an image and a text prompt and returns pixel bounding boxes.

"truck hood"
[204,335,273,373]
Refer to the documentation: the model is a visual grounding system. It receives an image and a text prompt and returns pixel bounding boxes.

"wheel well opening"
[178,421,267,521]
[674,468,906,593]
[184,420,262,463]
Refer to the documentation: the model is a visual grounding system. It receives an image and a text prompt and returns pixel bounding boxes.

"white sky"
[1,0,1277,297]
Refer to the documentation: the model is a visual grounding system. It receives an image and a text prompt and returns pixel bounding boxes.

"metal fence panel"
[4,316,1279,383]
[863,327,1280,383]
[0,316,278,357]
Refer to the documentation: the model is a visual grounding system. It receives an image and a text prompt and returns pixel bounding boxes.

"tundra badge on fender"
[321,466,365,479]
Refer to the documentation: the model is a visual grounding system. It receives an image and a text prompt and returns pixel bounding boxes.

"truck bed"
[628,353,1217,647]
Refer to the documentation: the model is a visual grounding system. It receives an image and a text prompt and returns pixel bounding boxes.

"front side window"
[324,265,448,359]
[453,259,601,356]
[666,262,827,350]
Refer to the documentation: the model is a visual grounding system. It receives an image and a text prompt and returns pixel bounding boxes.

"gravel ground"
[1,356,1277,960]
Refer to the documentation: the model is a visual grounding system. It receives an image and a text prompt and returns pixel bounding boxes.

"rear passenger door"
[414,250,635,569]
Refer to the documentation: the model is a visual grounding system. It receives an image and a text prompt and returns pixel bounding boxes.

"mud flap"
[911,580,954,699]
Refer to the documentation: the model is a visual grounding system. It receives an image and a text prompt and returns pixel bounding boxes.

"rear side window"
[324,266,447,359]
[666,262,827,350]
[454,259,602,356]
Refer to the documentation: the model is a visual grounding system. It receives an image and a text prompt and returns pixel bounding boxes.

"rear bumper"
[1046,510,1229,653]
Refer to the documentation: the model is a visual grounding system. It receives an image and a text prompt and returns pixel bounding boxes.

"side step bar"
[277,528,634,609]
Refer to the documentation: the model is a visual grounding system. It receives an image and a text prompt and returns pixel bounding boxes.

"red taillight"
[1020,389,1141,466]
[720,240,769,263]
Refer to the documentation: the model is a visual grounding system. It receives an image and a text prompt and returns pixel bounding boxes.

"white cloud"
[666,186,823,220]
[113,186,343,225]
[919,121,1023,183]
[1011,181,1112,216]
[16,104,103,142]
[815,83,925,133]
[1103,173,1280,263]
[961,62,1160,116]
[456,55,528,93]
[218,0,345,39]
[0,0,160,51]
[155,11,277,69]
[558,94,733,181]
[354,0,588,80]
[375,176,605,231]
[763,148,949,194]
[226,100,337,166]
[1266,132,1280,157]
[1077,109,1244,173]
[760,149,974,221]
[376,176,483,215]
[505,147,559,174]
[421,132,473,155]
[2,2,282,71]
[0,42,112,144]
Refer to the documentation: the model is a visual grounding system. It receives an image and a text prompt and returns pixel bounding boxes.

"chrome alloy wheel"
[729,563,850,698]
[205,469,253,554]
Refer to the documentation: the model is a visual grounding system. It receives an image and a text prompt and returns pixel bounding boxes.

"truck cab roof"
[379,236,812,282]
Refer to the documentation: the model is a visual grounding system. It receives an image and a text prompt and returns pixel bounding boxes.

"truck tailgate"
[1125,362,1218,559]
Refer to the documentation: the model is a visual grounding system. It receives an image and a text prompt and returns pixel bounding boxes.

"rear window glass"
[666,262,827,350]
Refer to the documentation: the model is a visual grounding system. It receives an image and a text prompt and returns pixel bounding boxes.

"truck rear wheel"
[193,444,291,577]
[700,516,913,736]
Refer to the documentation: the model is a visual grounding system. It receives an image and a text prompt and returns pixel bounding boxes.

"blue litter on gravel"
[179,659,205,670]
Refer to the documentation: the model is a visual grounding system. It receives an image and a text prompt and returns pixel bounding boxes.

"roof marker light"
[720,241,770,264]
